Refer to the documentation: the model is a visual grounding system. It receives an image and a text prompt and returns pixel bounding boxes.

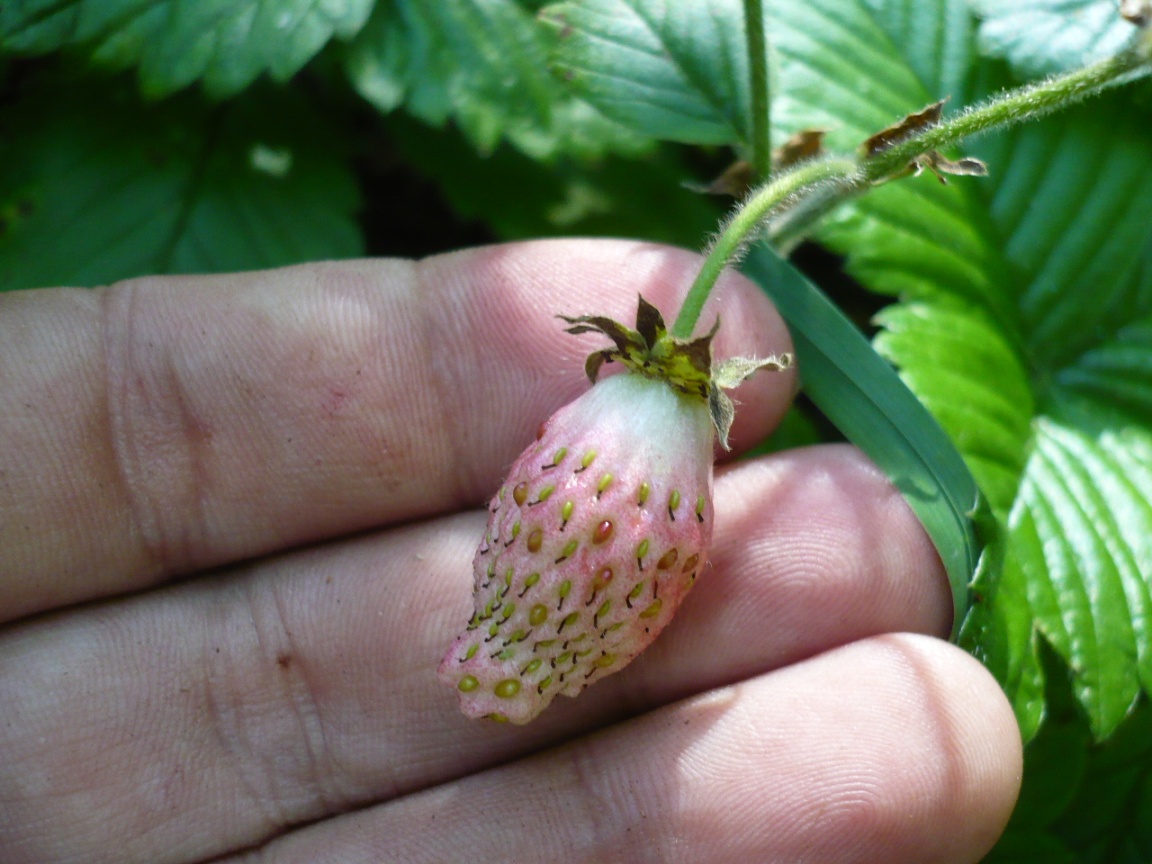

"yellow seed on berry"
[637,482,650,505]
[682,553,700,573]
[458,675,479,692]
[529,604,548,626]
[527,528,543,553]
[657,548,678,570]
[640,599,663,619]
[495,679,521,699]
[513,482,528,506]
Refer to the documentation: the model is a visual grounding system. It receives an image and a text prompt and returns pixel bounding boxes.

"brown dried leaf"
[863,99,947,156]
[1121,0,1152,25]
[773,129,826,170]
[685,160,755,197]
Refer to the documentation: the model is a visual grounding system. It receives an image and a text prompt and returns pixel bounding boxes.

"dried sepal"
[710,354,793,448]
[561,296,792,448]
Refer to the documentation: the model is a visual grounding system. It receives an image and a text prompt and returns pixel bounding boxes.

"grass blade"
[743,243,980,639]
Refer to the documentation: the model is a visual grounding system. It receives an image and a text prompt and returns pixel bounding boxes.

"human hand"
[0,239,1020,863]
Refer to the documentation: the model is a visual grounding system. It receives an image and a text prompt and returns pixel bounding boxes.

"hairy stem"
[670,34,1152,340]
[672,159,858,339]
[744,0,771,179]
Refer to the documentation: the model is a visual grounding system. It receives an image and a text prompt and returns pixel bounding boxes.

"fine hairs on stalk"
[702,160,863,265]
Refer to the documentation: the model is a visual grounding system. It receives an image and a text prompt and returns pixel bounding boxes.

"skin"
[0,239,1021,864]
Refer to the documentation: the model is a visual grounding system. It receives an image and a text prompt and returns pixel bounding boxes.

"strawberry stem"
[744,0,771,181]
[670,30,1152,341]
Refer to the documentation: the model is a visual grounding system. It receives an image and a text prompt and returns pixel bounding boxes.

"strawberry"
[438,296,790,724]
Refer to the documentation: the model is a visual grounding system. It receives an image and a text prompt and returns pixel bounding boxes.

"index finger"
[0,239,794,622]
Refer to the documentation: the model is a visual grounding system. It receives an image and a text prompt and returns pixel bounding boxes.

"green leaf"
[0,0,374,97]
[970,0,1141,79]
[988,656,1152,861]
[345,0,647,160]
[742,244,979,640]
[0,79,362,290]
[541,0,754,146]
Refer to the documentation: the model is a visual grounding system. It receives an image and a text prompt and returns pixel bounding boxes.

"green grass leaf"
[0,79,362,290]
[970,0,1141,78]
[743,245,980,641]
[541,0,754,145]
[0,0,373,97]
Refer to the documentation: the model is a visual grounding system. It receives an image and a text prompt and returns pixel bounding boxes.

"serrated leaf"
[0,0,374,97]
[0,79,362,290]
[542,0,754,145]
[970,0,1142,79]
[345,0,647,160]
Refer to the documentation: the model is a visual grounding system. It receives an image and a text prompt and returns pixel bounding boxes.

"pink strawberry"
[438,297,790,724]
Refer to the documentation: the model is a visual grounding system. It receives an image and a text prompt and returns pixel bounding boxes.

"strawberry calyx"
[560,295,791,449]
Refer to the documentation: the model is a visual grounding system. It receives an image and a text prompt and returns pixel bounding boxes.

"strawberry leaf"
[0,0,373,97]
[541,0,755,146]
[0,79,361,290]
[970,0,1142,78]
[344,0,647,159]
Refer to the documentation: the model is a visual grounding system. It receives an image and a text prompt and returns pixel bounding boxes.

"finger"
[231,635,1022,864]
[0,240,794,622]
[0,446,950,864]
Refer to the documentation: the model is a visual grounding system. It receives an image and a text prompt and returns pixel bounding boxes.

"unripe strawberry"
[439,297,789,724]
